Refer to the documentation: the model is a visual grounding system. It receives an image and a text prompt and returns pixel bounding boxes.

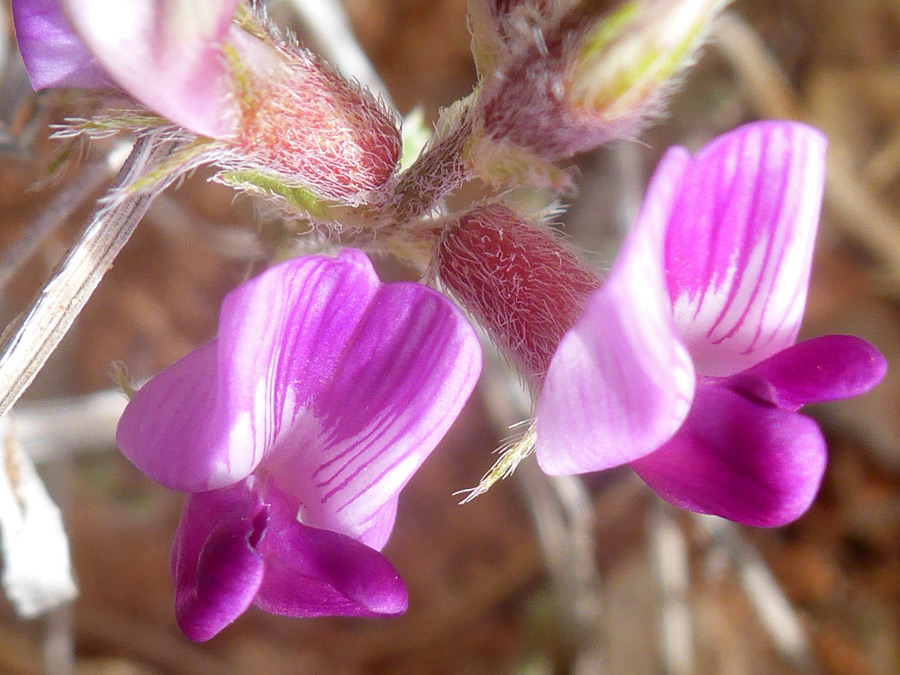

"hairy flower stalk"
[12,0,401,207]
[116,251,482,640]
[467,0,730,186]
[440,122,887,526]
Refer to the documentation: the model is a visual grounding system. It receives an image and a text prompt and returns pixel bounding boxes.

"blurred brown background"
[0,0,898,673]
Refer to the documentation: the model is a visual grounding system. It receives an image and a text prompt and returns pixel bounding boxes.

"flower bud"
[228,30,402,204]
[567,0,728,124]
[437,204,599,381]
[472,0,728,173]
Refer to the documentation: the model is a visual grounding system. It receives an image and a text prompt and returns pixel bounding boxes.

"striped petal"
[171,481,267,642]
[631,384,827,526]
[118,251,384,492]
[265,283,482,550]
[666,121,827,376]
[11,0,108,89]
[536,147,696,474]
[118,249,481,522]
[61,0,241,137]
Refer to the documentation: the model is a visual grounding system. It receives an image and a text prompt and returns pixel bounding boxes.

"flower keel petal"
[171,482,267,642]
[254,485,407,618]
[725,334,887,411]
[631,385,827,526]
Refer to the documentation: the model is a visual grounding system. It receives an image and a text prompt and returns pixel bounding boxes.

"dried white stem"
[478,336,606,673]
[649,502,694,675]
[0,143,130,291]
[696,514,814,670]
[0,133,178,420]
[13,388,127,463]
[283,0,392,104]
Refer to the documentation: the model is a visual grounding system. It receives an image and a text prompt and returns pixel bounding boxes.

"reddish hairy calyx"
[236,52,400,203]
[438,204,600,381]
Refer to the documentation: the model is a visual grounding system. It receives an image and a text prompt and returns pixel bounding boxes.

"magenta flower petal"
[171,481,267,642]
[536,147,696,474]
[253,485,407,618]
[116,342,226,491]
[11,0,108,89]
[631,385,827,527]
[265,282,482,550]
[666,122,827,376]
[118,251,389,492]
[61,0,241,137]
[724,334,887,411]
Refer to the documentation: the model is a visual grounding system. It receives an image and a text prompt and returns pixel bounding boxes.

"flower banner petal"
[171,482,267,642]
[267,283,482,550]
[61,0,241,137]
[253,485,407,618]
[724,334,887,411]
[118,251,383,492]
[666,121,827,376]
[536,147,696,474]
[12,0,108,89]
[631,385,827,527]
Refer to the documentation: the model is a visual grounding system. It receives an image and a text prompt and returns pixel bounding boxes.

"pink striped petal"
[666,121,827,376]
[536,147,696,474]
[118,251,383,492]
[119,249,481,515]
[11,0,108,89]
[61,0,241,137]
[252,484,407,618]
[265,283,482,550]
[631,385,827,526]
[723,334,887,412]
[171,481,267,642]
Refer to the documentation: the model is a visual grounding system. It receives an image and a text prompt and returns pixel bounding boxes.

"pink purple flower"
[116,250,481,640]
[536,121,886,525]
[11,0,401,202]
[13,0,242,137]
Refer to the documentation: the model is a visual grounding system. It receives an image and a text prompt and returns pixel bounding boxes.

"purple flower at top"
[116,250,481,640]
[536,121,886,526]
[13,0,242,137]
[11,0,402,202]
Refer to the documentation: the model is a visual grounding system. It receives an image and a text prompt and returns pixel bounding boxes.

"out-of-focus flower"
[11,0,401,204]
[440,122,886,525]
[116,251,482,640]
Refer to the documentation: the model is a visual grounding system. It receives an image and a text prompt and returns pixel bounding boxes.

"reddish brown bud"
[437,204,600,381]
